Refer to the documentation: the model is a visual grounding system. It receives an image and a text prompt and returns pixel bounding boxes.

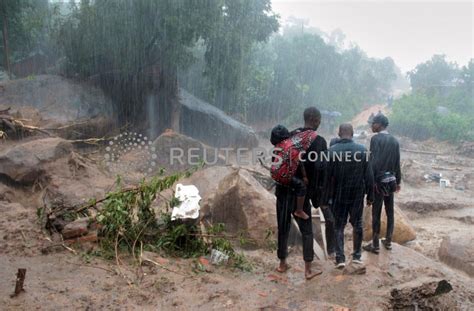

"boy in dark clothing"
[293,126,336,258]
[326,124,374,268]
[271,125,310,220]
[364,113,401,254]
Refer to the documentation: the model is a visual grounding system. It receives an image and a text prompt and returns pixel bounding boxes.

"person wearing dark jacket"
[326,124,374,268]
[295,113,336,259]
[364,113,401,254]
[275,107,326,280]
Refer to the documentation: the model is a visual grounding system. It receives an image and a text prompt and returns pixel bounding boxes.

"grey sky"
[271,1,473,73]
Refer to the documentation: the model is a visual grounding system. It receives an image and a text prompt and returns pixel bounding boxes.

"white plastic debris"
[439,179,451,188]
[171,184,201,221]
[210,249,229,265]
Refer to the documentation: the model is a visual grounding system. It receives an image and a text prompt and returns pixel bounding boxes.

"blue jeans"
[333,199,364,263]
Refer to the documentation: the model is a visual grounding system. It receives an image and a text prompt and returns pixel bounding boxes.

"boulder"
[153,166,235,214]
[438,235,474,277]
[179,89,258,148]
[0,137,72,183]
[152,130,224,173]
[0,75,112,122]
[363,204,416,244]
[206,169,276,248]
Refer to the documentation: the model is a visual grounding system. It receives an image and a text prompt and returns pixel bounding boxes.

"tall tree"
[0,0,50,77]
[203,0,279,113]
[59,0,278,134]
[408,54,460,93]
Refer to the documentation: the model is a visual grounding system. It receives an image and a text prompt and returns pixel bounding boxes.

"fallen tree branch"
[0,114,52,136]
[64,260,116,274]
[69,137,109,146]
[141,253,192,277]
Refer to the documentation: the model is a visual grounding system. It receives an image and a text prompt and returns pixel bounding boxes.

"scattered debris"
[210,249,229,265]
[11,268,27,298]
[171,184,201,221]
[424,172,442,183]
[439,178,451,188]
[390,279,452,309]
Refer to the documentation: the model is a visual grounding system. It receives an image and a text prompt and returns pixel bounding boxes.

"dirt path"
[1,242,473,310]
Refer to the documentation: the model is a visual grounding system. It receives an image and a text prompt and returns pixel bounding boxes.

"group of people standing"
[272,107,401,279]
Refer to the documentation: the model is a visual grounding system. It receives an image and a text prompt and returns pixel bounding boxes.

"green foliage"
[408,54,460,93]
[94,169,253,271]
[96,172,185,253]
[391,91,473,142]
[391,58,473,142]
[155,214,207,258]
[181,23,398,123]
[55,0,278,127]
[202,0,279,113]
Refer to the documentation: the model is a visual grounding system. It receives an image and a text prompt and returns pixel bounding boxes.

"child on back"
[271,125,310,220]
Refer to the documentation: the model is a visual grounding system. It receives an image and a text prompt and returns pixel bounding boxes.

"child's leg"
[292,177,309,220]
[294,195,309,219]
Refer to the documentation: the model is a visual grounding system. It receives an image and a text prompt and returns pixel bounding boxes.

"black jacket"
[291,128,328,207]
[326,138,374,204]
[369,132,401,185]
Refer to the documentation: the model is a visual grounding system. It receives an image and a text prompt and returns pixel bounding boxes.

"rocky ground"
[0,77,473,309]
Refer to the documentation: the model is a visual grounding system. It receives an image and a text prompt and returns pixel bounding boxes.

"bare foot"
[305,262,322,280]
[305,268,322,280]
[276,262,290,273]
[294,210,310,220]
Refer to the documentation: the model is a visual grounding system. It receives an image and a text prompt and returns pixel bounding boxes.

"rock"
[179,89,258,148]
[343,264,367,275]
[206,169,276,248]
[0,183,14,202]
[438,235,474,277]
[153,166,234,215]
[390,278,453,310]
[152,130,224,173]
[0,75,112,122]
[0,137,72,184]
[363,204,416,244]
[62,218,90,239]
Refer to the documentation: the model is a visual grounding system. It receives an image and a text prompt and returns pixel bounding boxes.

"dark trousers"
[276,185,314,262]
[333,199,364,263]
[319,206,336,255]
[372,191,394,248]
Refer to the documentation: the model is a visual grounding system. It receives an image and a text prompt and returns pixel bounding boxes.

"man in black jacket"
[364,113,401,254]
[275,106,329,279]
[326,124,374,268]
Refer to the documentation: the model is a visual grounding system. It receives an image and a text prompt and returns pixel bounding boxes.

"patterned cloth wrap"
[271,130,317,185]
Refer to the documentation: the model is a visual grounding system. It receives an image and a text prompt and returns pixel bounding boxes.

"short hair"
[304,107,321,122]
[372,113,389,127]
[339,123,353,136]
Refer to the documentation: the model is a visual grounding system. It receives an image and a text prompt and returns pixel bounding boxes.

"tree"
[59,0,278,134]
[408,54,460,93]
[202,0,279,113]
[0,0,50,77]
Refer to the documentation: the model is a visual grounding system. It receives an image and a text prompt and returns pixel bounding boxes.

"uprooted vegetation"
[39,169,259,274]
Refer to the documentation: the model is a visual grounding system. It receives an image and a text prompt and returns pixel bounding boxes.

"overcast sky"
[271,0,473,73]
